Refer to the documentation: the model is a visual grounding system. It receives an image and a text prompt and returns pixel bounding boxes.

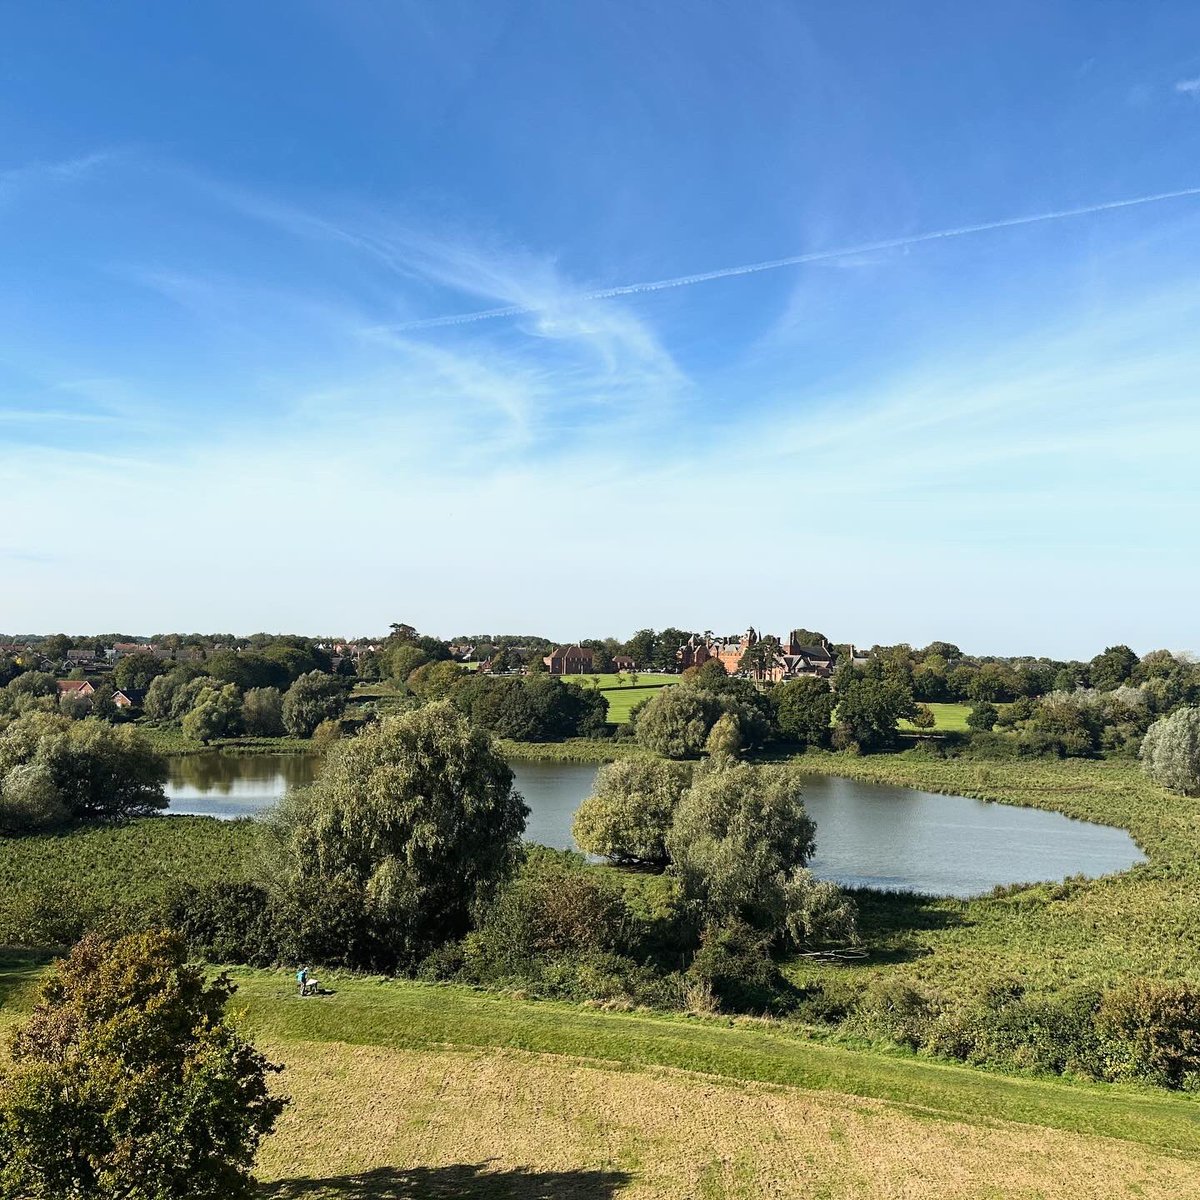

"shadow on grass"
[259,1164,633,1199]
[0,948,53,1009]
[843,888,968,966]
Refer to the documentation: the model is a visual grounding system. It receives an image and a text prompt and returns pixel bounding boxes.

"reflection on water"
[165,753,320,817]
[166,753,1146,898]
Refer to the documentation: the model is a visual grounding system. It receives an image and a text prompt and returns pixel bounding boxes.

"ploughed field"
[2,960,1198,1199]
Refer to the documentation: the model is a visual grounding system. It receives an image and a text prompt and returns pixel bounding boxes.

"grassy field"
[899,701,973,732]
[2,959,1197,1198]
[561,673,679,725]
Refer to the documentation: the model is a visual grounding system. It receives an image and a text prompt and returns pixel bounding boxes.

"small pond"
[165,753,1145,898]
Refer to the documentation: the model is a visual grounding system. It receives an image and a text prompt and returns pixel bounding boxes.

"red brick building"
[543,645,595,675]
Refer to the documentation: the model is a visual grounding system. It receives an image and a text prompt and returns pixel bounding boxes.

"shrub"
[852,978,935,1049]
[685,919,793,1015]
[163,881,278,965]
[1096,978,1200,1087]
[966,701,999,732]
[0,930,286,1200]
[470,855,630,974]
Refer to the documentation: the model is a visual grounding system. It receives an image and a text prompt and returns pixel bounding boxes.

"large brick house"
[543,645,595,675]
[677,629,840,682]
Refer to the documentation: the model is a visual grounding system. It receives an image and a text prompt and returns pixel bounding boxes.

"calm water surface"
[165,753,1145,898]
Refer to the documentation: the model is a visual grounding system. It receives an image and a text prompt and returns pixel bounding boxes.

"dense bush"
[1095,978,1200,1087]
[462,851,630,977]
[685,918,794,1015]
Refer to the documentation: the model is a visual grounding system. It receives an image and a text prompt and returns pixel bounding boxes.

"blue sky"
[2,2,1199,656]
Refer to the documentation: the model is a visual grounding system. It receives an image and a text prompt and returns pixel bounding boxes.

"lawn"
[562,673,679,724]
[899,700,973,732]
[3,959,1197,1198]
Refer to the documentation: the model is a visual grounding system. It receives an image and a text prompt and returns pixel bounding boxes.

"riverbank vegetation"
[4,725,1200,1092]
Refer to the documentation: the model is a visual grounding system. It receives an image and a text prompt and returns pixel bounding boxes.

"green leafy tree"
[1140,707,1200,796]
[967,661,1020,703]
[832,665,916,752]
[634,686,722,758]
[241,686,285,737]
[737,634,781,681]
[41,634,72,662]
[704,710,743,761]
[967,701,999,732]
[0,763,69,835]
[622,629,658,670]
[0,714,166,824]
[88,681,120,724]
[1089,645,1140,692]
[181,684,243,744]
[113,652,166,692]
[0,930,286,1199]
[571,758,691,868]
[5,671,56,700]
[272,703,528,968]
[772,676,834,748]
[667,763,816,930]
[281,671,346,737]
[389,643,430,683]
[653,628,692,671]
[407,659,464,701]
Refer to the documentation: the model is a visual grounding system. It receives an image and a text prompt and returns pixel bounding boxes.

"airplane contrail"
[390,184,1200,332]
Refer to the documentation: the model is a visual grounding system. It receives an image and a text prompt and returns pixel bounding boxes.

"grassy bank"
[783,751,1200,1000]
[2,960,1197,1198]
[136,724,317,757]
[497,737,643,763]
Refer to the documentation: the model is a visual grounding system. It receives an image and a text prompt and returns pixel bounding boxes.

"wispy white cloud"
[0,152,112,208]
[382,185,1200,331]
[1176,77,1200,96]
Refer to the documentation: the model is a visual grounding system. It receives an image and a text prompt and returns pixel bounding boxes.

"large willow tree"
[273,702,527,968]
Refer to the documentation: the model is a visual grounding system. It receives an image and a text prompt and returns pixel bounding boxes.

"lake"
[165,753,1146,898]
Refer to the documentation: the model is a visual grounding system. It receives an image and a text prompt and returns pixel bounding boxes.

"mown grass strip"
[228,971,1200,1156]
